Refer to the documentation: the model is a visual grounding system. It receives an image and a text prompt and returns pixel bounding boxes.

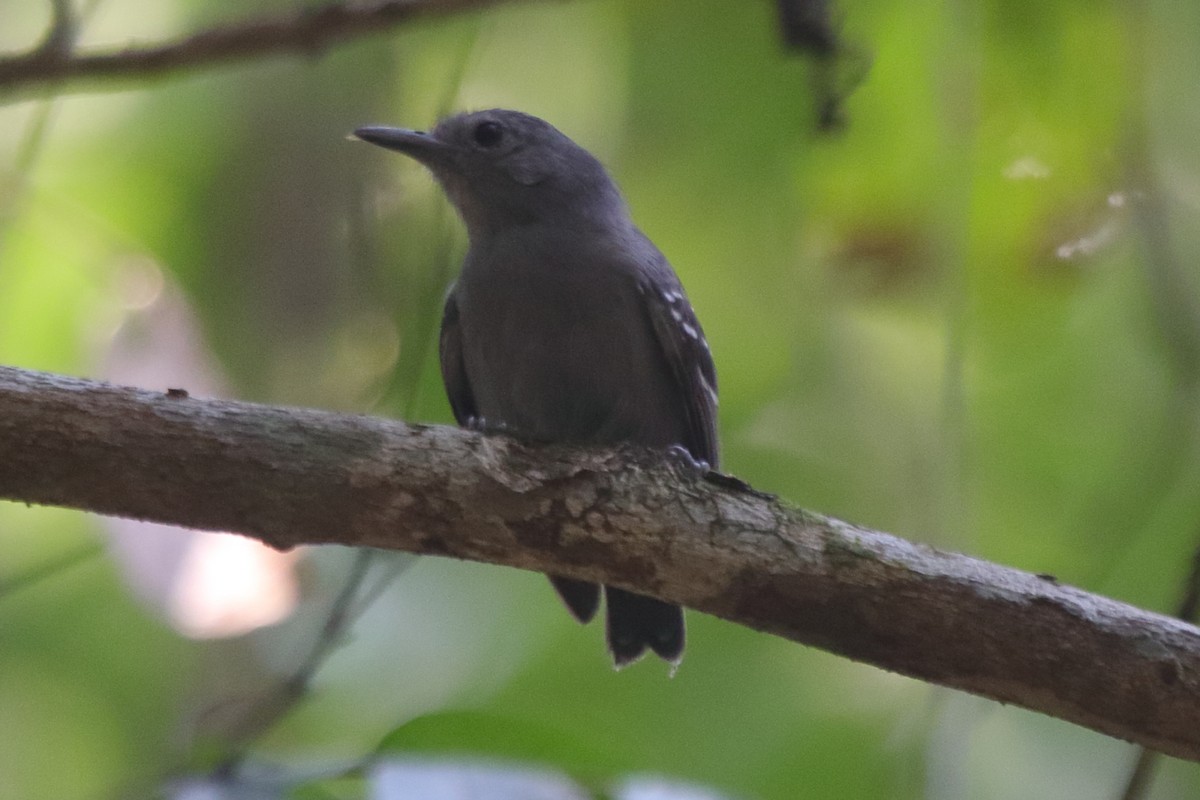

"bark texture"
[2,364,1199,760]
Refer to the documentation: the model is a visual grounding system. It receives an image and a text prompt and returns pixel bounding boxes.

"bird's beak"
[353,126,455,168]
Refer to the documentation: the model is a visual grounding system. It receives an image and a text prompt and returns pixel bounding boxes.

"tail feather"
[604,586,685,668]
[548,575,602,623]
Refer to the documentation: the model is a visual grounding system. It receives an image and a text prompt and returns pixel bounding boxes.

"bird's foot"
[665,444,709,473]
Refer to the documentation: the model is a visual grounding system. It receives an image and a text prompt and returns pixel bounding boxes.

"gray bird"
[354,109,718,668]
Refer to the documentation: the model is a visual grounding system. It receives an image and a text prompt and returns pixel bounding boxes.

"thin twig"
[37,0,78,58]
[213,549,415,777]
[0,0,106,257]
[0,0,540,100]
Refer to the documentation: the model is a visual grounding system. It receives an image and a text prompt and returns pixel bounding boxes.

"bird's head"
[355,109,626,237]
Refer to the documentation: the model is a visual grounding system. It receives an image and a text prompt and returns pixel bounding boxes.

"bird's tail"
[549,575,601,623]
[549,576,686,668]
[604,586,685,668]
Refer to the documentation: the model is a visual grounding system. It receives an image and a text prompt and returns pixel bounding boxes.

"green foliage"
[2,0,1200,797]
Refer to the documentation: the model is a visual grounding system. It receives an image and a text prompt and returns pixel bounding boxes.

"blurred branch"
[776,0,838,56]
[0,0,534,100]
[38,0,79,59]
[775,0,870,131]
[213,548,386,778]
[3,365,1200,761]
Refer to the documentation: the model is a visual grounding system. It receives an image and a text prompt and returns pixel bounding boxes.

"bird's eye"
[472,121,504,148]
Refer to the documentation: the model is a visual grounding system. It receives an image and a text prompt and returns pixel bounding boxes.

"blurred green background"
[3,0,1200,798]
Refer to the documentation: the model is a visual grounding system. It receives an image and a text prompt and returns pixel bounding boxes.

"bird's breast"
[455,248,680,447]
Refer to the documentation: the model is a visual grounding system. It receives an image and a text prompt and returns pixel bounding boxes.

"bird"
[354,109,718,668]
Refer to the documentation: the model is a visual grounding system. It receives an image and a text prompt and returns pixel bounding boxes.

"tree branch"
[0,0,532,99]
[2,363,1199,760]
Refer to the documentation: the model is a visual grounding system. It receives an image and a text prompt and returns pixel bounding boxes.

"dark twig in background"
[0,0,532,99]
[775,0,868,130]
[212,549,414,777]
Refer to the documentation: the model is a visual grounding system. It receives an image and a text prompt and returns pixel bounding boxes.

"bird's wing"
[439,288,478,427]
[637,260,720,469]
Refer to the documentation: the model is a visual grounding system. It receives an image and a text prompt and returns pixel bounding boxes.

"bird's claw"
[665,444,709,473]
